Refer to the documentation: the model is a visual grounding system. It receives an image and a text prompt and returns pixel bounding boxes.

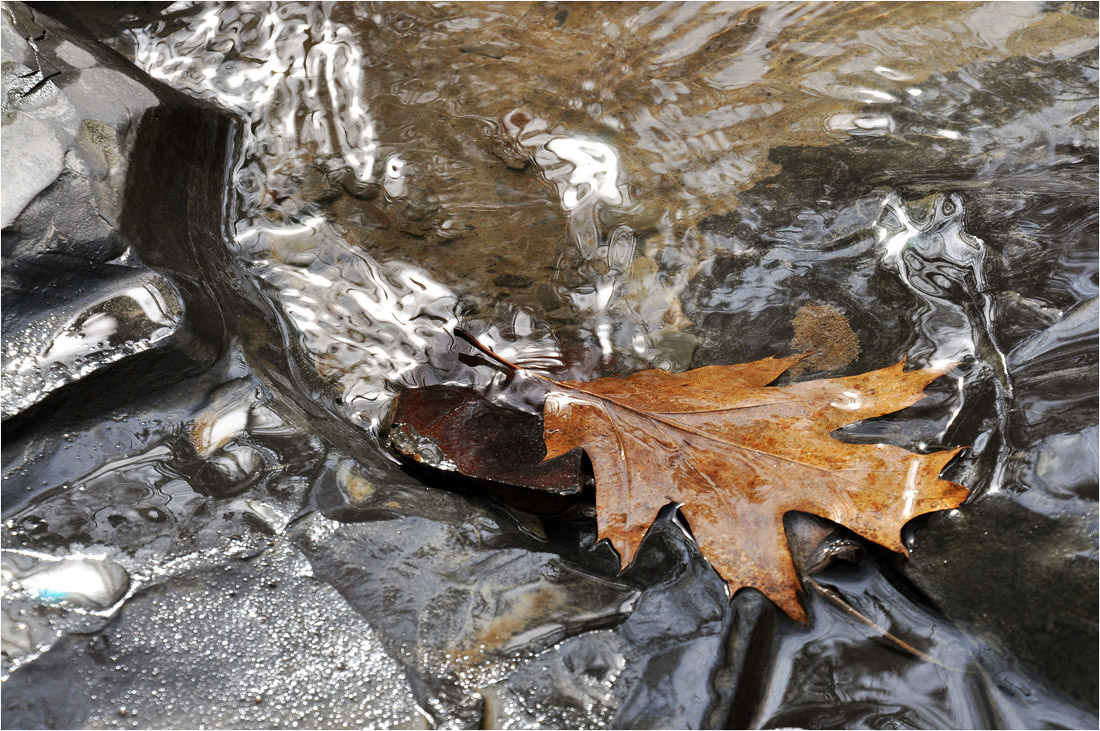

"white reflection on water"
[873,191,1013,496]
[130,3,471,430]
[133,2,377,190]
[873,192,998,372]
[503,108,630,260]
[237,221,460,431]
[544,138,624,211]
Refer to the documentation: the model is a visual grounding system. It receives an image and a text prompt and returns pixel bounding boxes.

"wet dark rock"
[1005,297,1099,443]
[290,473,639,727]
[712,591,781,729]
[478,630,625,728]
[2,341,254,514]
[904,298,1100,707]
[734,555,1097,729]
[2,268,185,419]
[905,495,1098,707]
[2,542,426,729]
[302,468,749,729]
[1,1,228,428]
[610,513,733,729]
[2,364,317,565]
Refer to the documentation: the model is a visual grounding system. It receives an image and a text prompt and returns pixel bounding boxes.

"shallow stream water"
[3,2,1098,728]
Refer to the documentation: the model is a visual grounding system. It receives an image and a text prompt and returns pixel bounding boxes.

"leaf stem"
[454,327,555,383]
[454,327,523,371]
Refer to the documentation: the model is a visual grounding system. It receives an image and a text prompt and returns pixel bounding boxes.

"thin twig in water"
[803,575,967,673]
[455,327,523,372]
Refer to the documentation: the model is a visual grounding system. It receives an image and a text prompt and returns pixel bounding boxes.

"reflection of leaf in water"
[459,330,967,623]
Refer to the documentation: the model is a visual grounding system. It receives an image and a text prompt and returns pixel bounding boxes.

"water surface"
[3,2,1097,728]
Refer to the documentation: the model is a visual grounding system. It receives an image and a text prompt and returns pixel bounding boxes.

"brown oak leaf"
[420,330,969,623]
[539,357,967,622]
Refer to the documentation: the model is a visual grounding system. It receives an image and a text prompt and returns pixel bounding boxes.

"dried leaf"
[389,383,582,493]
[539,356,967,622]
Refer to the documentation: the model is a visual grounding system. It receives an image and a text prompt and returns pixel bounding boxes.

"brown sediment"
[790,302,860,376]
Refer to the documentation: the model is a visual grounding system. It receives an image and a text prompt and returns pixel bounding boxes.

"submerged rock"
[732,555,1097,729]
[904,298,1100,705]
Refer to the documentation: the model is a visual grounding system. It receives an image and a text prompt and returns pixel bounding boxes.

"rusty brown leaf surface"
[539,356,968,623]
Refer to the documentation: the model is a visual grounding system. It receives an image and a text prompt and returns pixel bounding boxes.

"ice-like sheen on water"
[874,192,1002,373]
[128,4,468,430]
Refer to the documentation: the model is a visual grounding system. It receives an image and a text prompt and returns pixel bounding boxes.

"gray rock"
[0,2,209,425]
[51,39,97,70]
[0,113,66,228]
[64,66,157,129]
[0,2,156,228]
[1,542,428,730]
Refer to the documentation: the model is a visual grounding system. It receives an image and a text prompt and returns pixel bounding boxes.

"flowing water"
[2,2,1097,728]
